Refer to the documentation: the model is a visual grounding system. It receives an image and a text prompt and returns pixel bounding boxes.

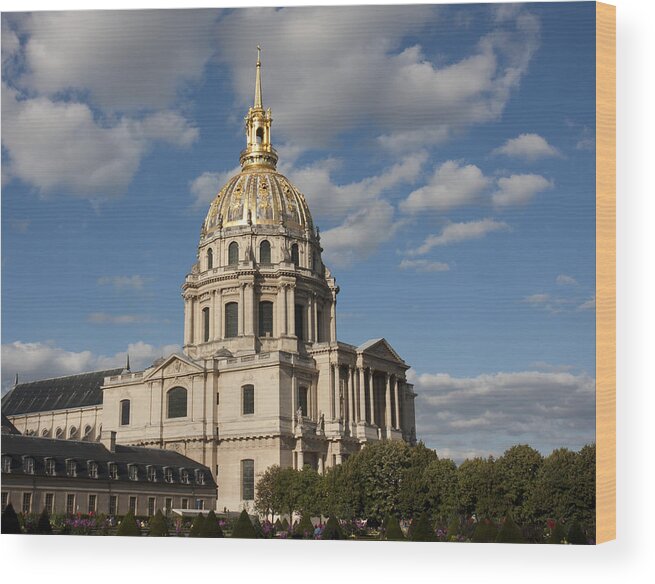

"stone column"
[385,373,392,431]
[330,291,337,343]
[329,363,335,420]
[394,377,401,430]
[184,297,192,345]
[194,299,202,344]
[350,367,357,422]
[297,449,304,469]
[307,294,314,342]
[238,284,245,336]
[318,455,324,475]
[288,284,296,337]
[244,282,254,336]
[277,285,287,336]
[210,290,216,342]
[313,294,319,342]
[214,289,222,339]
[368,369,374,425]
[358,367,366,423]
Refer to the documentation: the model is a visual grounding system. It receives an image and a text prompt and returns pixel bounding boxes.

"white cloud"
[491,173,553,206]
[399,259,450,273]
[578,296,596,311]
[320,200,399,267]
[492,133,560,161]
[556,274,578,286]
[411,368,595,459]
[400,160,490,213]
[1,84,198,196]
[408,218,509,255]
[11,10,216,112]
[86,313,150,325]
[190,167,241,208]
[97,275,149,291]
[1,340,180,390]
[216,5,540,152]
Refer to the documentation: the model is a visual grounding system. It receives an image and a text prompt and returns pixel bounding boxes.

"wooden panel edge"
[595,1,616,544]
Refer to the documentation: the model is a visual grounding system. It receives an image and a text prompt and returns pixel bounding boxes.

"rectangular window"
[66,459,76,477]
[129,465,138,481]
[2,492,8,511]
[109,495,118,516]
[225,302,238,338]
[24,457,34,474]
[294,304,304,340]
[44,493,55,515]
[195,499,204,510]
[298,386,309,417]
[109,463,118,480]
[88,494,97,514]
[241,459,255,501]
[203,307,210,342]
[216,393,220,405]
[147,466,156,482]
[45,458,56,476]
[2,456,11,473]
[66,494,75,515]
[88,461,98,479]
[164,467,173,483]
[22,492,32,514]
[242,385,254,415]
[129,496,137,515]
[120,399,130,426]
[181,498,188,510]
[147,497,156,517]
[165,498,172,513]
[258,301,273,337]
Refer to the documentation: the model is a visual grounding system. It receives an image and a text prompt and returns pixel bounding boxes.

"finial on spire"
[254,45,263,109]
[14,372,19,386]
[125,353,131,372]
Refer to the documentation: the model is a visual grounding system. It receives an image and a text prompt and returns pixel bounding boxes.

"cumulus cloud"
[492,133,560,161]
[320,200,400,267]
[190,167,241,208]
[400,160,490,213]
[556,274,578,286]
[215,5,540,151]
[86,313,154,325]
[578,296,595,311]
[399,259,450,273]
[97,275,149,291]
[491,173,553,206]
[408,218,509,256]
[1,340,180,390]
[1,84,198,196]
[10,10,217,112]
[411,368,595,460]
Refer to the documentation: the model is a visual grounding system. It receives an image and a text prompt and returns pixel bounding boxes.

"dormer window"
[128,464,138,481]
[66,459,77,477]
[1,456,11,473]
[164,467,173,483]
[147,466,157,482]
[88,461,98,479]
[180,468,190,484]
[195,470,205,485]
[45,458,56,476]
[109,463,118,480]
[23,456,35,474]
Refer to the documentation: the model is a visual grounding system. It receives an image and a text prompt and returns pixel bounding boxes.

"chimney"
[101,430,117,453]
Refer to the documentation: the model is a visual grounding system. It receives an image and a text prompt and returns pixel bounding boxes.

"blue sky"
[1,3,596,460]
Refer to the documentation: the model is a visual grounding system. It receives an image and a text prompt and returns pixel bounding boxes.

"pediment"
[357,338,406,365]
[143,354,203,380]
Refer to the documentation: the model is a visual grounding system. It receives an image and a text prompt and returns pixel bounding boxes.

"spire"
[14,372,19,386]
[254,45,263,109]
[125,353,131,372]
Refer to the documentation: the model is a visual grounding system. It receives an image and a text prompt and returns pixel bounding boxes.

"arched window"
[69,426,77,439]
[242,384,254,415]
[167,387,187,419]
[256,127,264,144]
[120,399,130,426]
[206,248,213,270]
[202,307,210,342]
[55,427,64,439]
[291,243,299,266]
[258,301,273,337]
[228,242,239,266]
[225,302,238,338]
[259,240,271,264]
[241,459,255,500]
[83,425,93,440]
[298,386,309,417]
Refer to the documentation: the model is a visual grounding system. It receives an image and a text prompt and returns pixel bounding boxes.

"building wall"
[8,406,102,442]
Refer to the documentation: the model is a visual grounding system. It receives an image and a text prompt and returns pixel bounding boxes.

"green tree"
[548,521,567,544]
[116,510,141,536]
[36,508,53,535]
[272,467,300,519]
[384,515,405,541]
[232,509,257,539]
[495,444,543,524]
[2,503,22,534]
[567,518,588,545]
[188,514,205,537]
[255,464,281,521]
[318,462,360,520]
[294,513,315,539]
[199,510,224,538]
[572,444,596,535]
[495,513,524,543]
[295,466,322,516]
[321,516,344,540]
[457,457,503,519]
[471,517,497,543]
[148,510,169,537]
[409,512,435,542]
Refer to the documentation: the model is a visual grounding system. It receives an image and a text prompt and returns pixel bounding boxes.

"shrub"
[294,514,315,539]
[148,510,169,537]
[232,509,257,539]
[36,508,53,535]
[567,518,587,545]
[410,513,435,542]
[496,514,524,544]
[188,514,205,537]
[274,518,284,532]
[385,515,405,541]
[321,516,344,540]
[472,517,497,543]
[252,515,265,538]
[281,517,289,531]
[199,510,224,538]
[1,503,22,534]
[446,516,459,539]
[116,510,141,536]
[548,521,567,544]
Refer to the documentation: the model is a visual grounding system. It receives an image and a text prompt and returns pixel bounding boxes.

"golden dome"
[202,169,313,234]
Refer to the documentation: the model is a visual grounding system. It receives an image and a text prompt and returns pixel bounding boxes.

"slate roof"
[1,368,124,415]
[1,412,20,434]
[1,434,216,488]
